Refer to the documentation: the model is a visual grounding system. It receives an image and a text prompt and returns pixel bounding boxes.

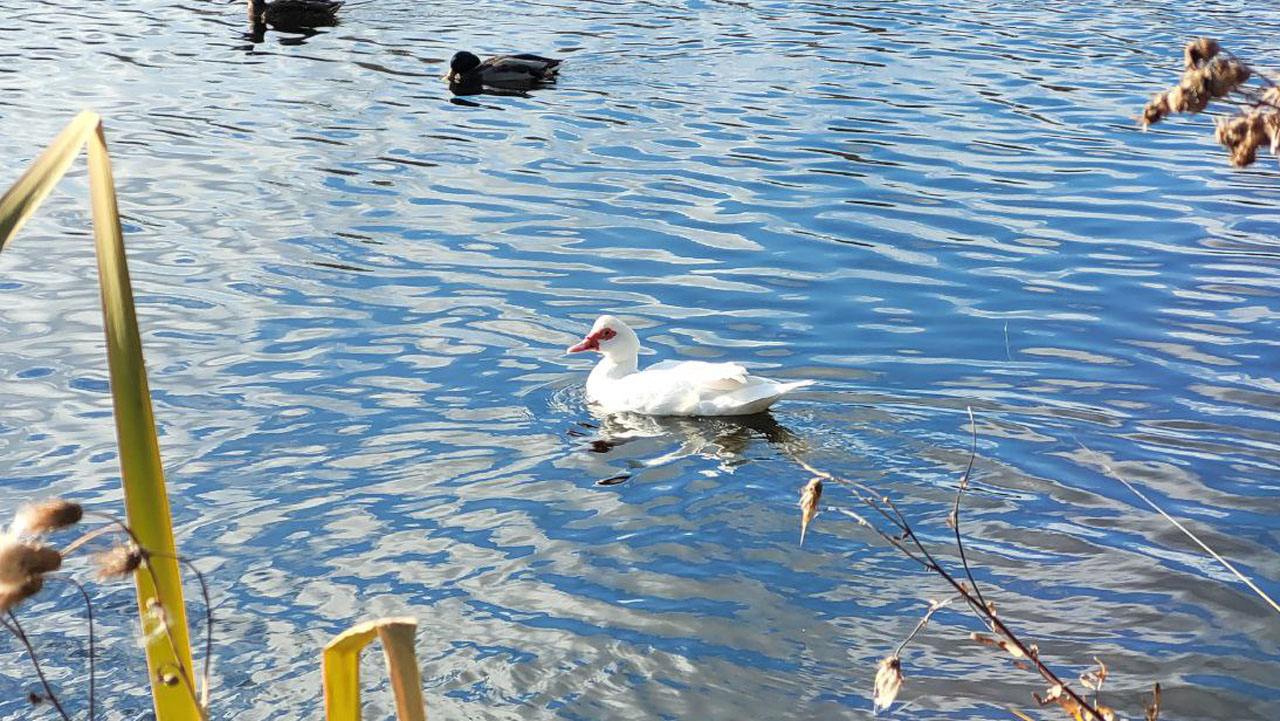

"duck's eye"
[600,328,616,340]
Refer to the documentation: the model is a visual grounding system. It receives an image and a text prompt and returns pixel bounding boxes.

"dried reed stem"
[1079,443,1280,616]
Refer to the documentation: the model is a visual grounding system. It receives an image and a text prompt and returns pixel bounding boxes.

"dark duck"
[248,0,343,28]
[447,52,563,92]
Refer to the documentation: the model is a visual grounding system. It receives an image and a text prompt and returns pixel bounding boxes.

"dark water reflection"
[1,0,1279,719]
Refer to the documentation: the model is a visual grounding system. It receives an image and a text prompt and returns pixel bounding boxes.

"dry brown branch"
[793,411,1108,719]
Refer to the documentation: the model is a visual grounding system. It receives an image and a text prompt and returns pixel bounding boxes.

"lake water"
[1,1,1278,719]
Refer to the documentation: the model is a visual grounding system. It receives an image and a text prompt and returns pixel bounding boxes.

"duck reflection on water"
[571,409,807,486]
[246,0,340,44]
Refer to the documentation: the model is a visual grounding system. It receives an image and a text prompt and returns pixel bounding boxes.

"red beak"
[567,335,600,353]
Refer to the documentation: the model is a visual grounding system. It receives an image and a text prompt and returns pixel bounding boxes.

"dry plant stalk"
[1140,37,1280,168]
[793,409,1131,719]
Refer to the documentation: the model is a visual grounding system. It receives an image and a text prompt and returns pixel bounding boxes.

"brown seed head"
[1172,72,1211,114]
[1262,112,1280,157]
[1207,57,1251,97]
[872,655,904,712]
[11,499,83,536]
[798,477,823,546]
[1184,37,1221,70]
[1263,85,1280,109]
[1141,91,1172,127]
[1217,112,1269,167]
[94,544,145,580]
[0,576,44,613]
[0,541,62,587]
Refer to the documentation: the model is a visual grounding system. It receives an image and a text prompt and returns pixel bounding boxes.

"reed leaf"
[0,111,198,720]
[323,617,426,721]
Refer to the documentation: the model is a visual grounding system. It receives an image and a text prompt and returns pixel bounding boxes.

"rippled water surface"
[1,0,1279,718]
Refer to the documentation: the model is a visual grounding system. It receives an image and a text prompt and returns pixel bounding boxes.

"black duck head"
[449,51,482,80]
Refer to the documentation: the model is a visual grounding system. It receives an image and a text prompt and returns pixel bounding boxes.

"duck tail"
[779,379,815,395]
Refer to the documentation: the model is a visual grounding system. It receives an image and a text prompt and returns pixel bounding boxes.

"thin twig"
[48,577,95,721]
[3,612,73,721]
[791,453,910,535]
[835,509,934,570]
[1079,442,1280,616]
[950,407,989,619]
[893,596,959,658]
[59,524,118,557]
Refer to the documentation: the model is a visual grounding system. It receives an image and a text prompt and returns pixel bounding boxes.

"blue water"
[0,0,1278,718]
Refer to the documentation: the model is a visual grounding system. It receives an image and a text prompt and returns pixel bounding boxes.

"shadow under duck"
[249,0,343,28]
[447,51,563,91]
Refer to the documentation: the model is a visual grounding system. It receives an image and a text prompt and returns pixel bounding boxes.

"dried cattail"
[1184,37,1221,70]
[10,499,83,536]
[0,541,62,587]
[798,477,822,546]
[94,544,144,580]
[0,576,44,613]
[872,655,903,713]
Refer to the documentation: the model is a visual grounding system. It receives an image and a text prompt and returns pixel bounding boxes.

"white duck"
[567,315,812,416]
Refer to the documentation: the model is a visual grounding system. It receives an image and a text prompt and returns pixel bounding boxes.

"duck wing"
[645,360,751,390]
[477,54,562,84]
[614,361,810,416]
[506,53,562,67]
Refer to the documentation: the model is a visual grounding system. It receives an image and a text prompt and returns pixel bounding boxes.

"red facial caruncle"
[567,326,615,353]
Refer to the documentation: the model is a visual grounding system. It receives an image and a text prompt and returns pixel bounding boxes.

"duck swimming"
[248,0,342,27]
[568,315,813,416]
[447,51,562,90]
